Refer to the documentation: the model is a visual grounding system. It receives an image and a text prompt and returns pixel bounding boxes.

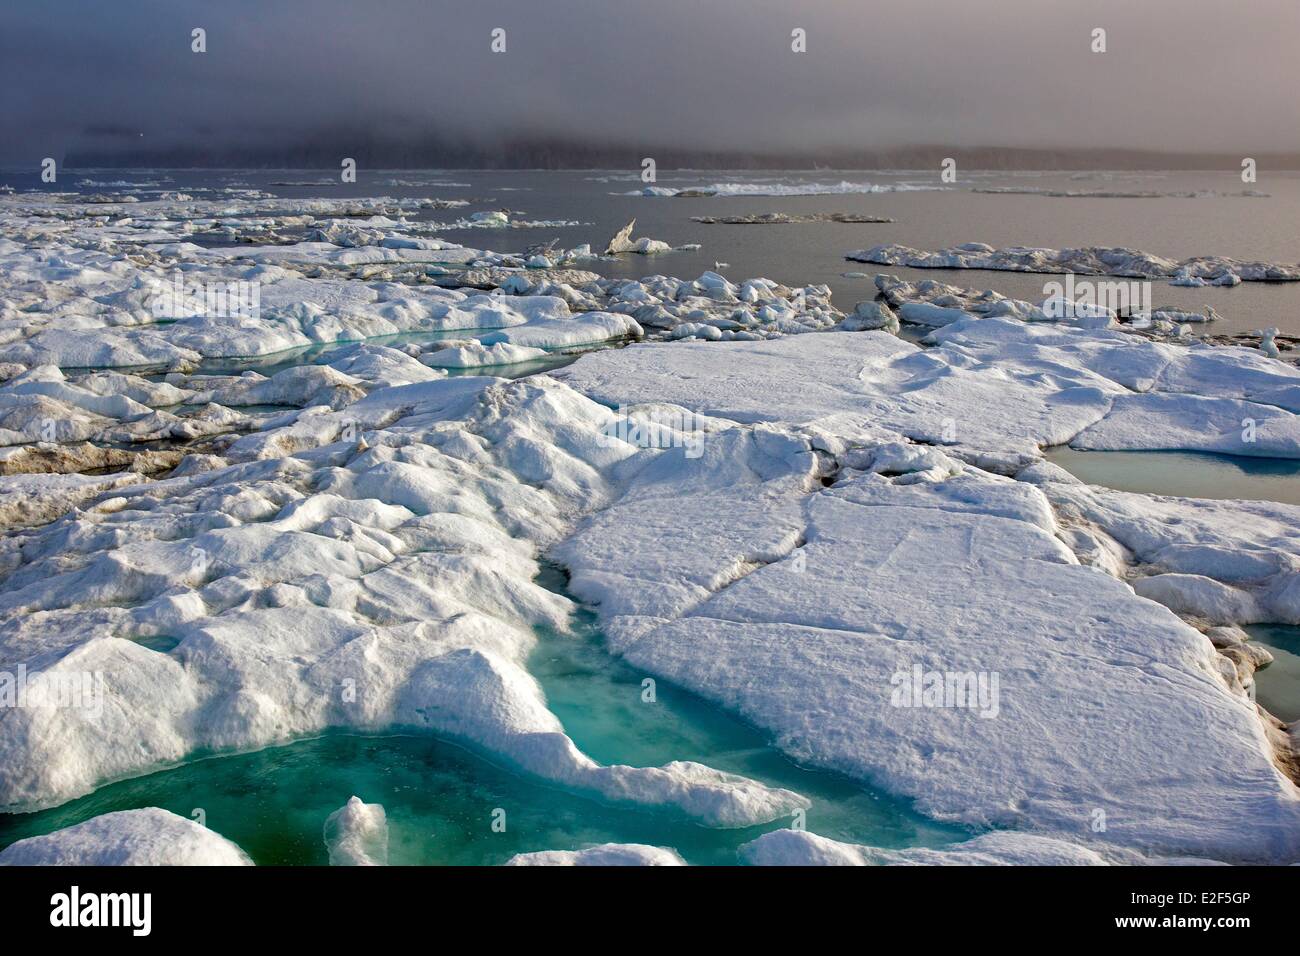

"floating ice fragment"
[505,843,686,866]
[324,796,388,866]
[604,219,675,255]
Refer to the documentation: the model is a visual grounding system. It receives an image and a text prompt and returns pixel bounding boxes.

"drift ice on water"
[1,188,1298,865]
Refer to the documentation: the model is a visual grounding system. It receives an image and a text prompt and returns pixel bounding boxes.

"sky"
[2,0,1298,164]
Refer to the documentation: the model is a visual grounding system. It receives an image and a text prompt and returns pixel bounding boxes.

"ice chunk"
[323,796,388,866]
[421,341,549,369]
[847,243,1300,283]
[505,843,686,866]
[741,830,1114,866]
[604,219,675,255]
[0,808,252,866]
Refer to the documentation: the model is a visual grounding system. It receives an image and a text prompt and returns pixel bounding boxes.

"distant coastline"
[52,141,1300,172]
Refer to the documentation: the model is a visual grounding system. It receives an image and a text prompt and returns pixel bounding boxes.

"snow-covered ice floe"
[551,330,1300,863]
[0,193,849,371]
[971,186,1267,201]
[628,181,946,198]
[557,321,1300,461]
[603,219,689,256]
[0,808,252,865]
[0,371,807,828]
[692,212,894,225]
[870,273,1296,354]
[506,843,686,866]
[847,242,1300,285]
[740,829,1225,866]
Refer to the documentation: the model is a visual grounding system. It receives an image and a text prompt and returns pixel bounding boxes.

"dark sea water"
[6,166,1300,337]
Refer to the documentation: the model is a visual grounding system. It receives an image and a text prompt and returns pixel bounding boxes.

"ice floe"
[741,829,1110,866]
[604,219,684,255]
[0,193,842,375]
[867,274,1265,346]
[972,186,1268,200]
[847,242,1300,284]
[324,796,389,866]
[0,808,252,865]
[0,374,805,828]
[1038,481,1300,626]
[556,320,1300,462]
[692,212,894,225]
[553,332,1300,862]
[630,181,944,198]
[505,843,686,866]
[420,341,549,369]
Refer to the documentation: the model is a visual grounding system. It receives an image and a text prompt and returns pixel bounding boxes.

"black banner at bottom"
[0,865,1281,942]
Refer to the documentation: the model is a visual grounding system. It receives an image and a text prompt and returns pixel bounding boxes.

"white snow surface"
[0,808,252,865]
[741,829,1110,866]
[324,796,389,865]
[632,181,945,198]
[555,321,1300,460]
[0,374,804,828]
[553,333,1300,862]
[847,242,1300,283]
[505,843,687,866]
[1041,481,1300,625]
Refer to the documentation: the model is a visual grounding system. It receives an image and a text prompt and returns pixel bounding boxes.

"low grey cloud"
[2,0,1297,164]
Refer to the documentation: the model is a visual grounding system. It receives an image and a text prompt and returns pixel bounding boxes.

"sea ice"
[505,843,686,866]
[4,187,1299,868]
[604,220,675,255]
[0,375,805,828]
[0,808,252,865]
[420,341,549,369]
[324,796,388,866]
[847,243,1300,284]
[552,333,1300,862]
[741,829,1110,866]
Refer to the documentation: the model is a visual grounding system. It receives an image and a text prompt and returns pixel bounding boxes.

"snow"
[505,843,686,866]
[556,320,1300,461]
[420,341,549,369]
[0,374,805,828]
[741,830,1110,866]
[847,243,1300,284]
[630,181,945,198]
[604,220,676,255]
[0,808,252,865]
[324,796,388,865]
[1042,480,1300,625]
[552,333,1300,862]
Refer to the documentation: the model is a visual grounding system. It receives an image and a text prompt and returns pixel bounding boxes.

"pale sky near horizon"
[2,0,1297,162]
